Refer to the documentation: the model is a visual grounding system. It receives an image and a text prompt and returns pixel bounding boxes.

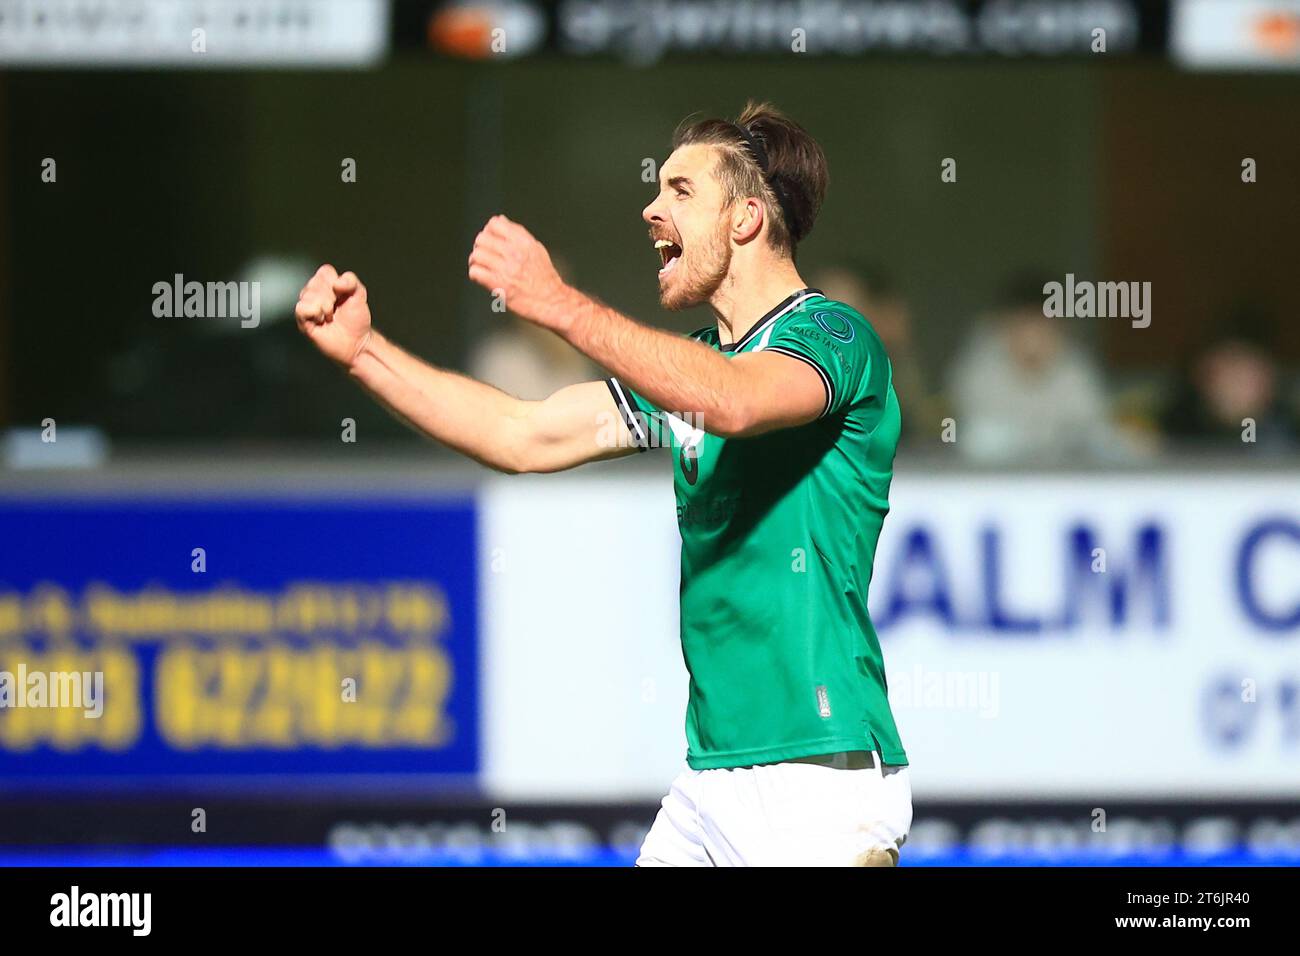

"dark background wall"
[1,56,1295,444]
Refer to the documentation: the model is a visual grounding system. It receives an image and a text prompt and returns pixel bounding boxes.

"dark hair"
[671,101,828,257]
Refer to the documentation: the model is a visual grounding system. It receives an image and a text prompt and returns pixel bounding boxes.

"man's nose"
[642,196,664,226]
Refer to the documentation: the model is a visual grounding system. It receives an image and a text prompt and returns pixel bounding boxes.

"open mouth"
[654,238,683,278]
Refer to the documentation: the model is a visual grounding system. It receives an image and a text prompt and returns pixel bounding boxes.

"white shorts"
[636,751,913,867]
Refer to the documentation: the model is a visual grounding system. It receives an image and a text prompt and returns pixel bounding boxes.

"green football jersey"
[606,288,908,771]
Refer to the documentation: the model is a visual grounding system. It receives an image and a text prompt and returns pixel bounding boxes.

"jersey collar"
[722,288,825,353]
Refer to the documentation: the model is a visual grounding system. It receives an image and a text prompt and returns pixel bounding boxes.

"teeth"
[654,239,674,249]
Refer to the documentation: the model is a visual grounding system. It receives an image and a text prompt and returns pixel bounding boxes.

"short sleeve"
[605,377,662,451]
[762,305,887,418]
[605,327,714,451]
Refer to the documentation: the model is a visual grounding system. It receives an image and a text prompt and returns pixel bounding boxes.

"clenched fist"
[468,215,571,331]
[295,264,372,367]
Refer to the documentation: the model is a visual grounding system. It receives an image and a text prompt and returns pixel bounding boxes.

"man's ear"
[732,198,765,245]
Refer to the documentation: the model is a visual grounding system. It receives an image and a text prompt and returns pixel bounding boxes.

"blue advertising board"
[0,496,478,786]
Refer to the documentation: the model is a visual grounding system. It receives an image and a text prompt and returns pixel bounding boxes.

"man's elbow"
[493,434,569,475]
[490,458,529,476]
[482,440,534,476]
[705,403,757,439]
[706,398,810,439]
[487,413,544,475]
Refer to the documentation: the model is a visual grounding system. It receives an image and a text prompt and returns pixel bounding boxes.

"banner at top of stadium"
[419,0,1158,63]
[2,0,1296,70]
[416,0,1300,70]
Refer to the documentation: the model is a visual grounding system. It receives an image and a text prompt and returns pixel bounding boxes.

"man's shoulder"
[780,296,886,355]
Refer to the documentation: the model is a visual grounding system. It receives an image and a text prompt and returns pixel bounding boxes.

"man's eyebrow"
[665,175,694,191]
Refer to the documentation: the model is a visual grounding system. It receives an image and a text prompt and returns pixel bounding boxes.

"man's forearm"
[464,217,824,438]
[348,331,528,472]
[555,289,748,435]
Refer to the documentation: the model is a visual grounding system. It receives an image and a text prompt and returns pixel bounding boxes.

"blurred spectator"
[948,273,1124,465]
[1160,309,1298,455]
[469,317,597,399]
[467,254,597,399]
[809,261,941,443]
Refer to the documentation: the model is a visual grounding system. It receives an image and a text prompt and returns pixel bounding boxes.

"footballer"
[295,102,911,867]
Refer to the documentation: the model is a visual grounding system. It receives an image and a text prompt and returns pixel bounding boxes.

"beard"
[659,219,731,311]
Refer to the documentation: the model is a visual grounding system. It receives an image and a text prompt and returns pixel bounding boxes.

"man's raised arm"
[466,217,828,438]
[295,265,636,474]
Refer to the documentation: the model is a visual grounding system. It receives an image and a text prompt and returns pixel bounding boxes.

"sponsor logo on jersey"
[812,310,855,343]
[665,413,705,485]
